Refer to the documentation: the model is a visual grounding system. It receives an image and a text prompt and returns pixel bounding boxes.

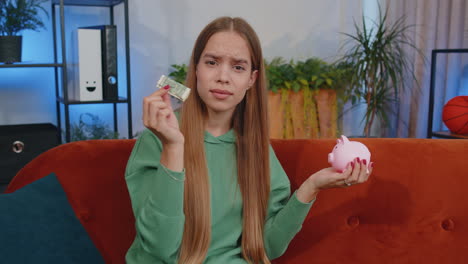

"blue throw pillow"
[0,173,104,263]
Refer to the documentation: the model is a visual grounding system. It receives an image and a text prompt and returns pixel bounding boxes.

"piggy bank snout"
[328,153,334,163]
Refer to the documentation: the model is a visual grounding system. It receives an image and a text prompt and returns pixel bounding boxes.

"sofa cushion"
[0,173,104,263]
[5,140,137,263]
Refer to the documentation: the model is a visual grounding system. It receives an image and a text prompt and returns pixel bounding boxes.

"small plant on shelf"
[70,113,121,141]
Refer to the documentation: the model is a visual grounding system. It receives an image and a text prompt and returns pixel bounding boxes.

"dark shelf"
[0,62,63,68]
[57,96,128,105]
[432,131,468,139]
[432,48,468,53]
[52,0,124,7]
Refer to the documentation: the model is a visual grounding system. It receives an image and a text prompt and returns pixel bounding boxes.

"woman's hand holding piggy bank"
[297,135,373,202]
[328,135,371,173]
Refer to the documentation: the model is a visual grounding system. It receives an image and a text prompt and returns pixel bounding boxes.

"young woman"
[125,16,372,264]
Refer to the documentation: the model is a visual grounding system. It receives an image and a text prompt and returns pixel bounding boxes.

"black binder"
[84,25,118,100]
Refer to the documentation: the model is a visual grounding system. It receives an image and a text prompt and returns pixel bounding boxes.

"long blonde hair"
[179,17,270,264]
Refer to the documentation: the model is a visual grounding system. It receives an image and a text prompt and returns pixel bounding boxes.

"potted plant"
[309,60,353,138]
[70,113,121,141]
[340,6,424,137]
[0,0,48,63]
[264,57,300,138]
[265,57,351,139]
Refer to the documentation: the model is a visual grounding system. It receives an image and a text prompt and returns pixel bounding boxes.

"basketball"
[442,96,468,135]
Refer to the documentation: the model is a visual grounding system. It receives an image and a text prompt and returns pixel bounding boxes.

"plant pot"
[268,91,284,139]
[281,89,294,139]
[289,90,306,138]
[269,89,338,139]
[0,36,22,63]
[268,89,294,139]
[303,88,319,138]
[268,90,294,139]
[314,89,337,138]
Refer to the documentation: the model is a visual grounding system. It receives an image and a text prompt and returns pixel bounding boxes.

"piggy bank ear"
[341,135,350,143]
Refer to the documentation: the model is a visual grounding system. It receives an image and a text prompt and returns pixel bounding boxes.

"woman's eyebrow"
[203,53,249,65]
[202,53,220,60]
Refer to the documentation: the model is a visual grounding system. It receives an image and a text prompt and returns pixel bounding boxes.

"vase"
[0,36,22,63]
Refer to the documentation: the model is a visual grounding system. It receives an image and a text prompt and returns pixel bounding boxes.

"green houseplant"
[168,63,188,84]
[0,0,48,63]
[341,6,423,137]
[70,113,120,141]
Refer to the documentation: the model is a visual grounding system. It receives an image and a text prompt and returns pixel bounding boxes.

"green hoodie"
[125,129,314,263]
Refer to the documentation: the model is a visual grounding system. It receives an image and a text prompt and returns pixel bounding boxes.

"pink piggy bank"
[328,135,371,173]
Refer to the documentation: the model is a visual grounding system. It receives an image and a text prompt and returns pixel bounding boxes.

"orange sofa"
[5,138,468,263]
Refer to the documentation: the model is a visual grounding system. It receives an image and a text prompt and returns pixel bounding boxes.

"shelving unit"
[52,0,133,142]
[427,48,468,139]
[1,0,133,143]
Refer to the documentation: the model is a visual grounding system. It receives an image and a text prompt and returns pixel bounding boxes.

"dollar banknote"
[156,75,191,101]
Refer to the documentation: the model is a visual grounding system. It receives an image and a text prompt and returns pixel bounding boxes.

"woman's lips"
[210,89,233,100]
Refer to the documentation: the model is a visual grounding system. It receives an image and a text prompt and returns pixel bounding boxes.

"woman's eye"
[206,60,216,66]
[234,65,245,71]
